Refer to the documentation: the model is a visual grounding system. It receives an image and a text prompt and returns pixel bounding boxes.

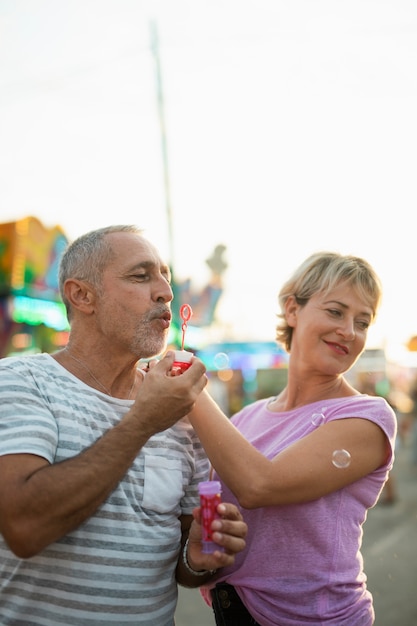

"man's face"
[94,232,173,359]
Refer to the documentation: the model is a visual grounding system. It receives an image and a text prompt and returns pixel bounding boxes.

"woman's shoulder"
[325,393,393,414]
[326,394,397,437]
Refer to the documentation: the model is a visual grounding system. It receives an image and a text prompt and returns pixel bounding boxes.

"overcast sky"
[1,0,417,363]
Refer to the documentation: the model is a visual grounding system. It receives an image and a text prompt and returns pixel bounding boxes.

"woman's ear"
[63,279,96,315]
[284,295,299,327]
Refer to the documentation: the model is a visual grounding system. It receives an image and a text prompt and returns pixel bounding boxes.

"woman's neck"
[271,376,358,412]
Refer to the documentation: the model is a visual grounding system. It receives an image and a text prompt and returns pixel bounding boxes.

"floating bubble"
[213,352,230,370]
[311,412,326,427]
[332,449,351,469]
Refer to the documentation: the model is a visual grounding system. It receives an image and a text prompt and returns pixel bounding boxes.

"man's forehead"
[108,232,169,272]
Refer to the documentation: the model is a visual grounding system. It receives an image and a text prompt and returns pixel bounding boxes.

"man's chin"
[139,341,168,361]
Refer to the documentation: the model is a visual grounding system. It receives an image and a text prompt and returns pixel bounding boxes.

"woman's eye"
[328,309,342,317]
[356,320,370,330]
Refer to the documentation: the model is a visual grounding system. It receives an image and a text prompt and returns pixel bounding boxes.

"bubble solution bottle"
[198,480,224,553]
[171,349,193,374]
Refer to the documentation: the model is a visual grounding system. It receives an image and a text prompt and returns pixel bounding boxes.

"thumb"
[159,350,175,371]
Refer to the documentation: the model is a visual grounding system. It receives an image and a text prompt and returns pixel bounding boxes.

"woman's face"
[287,282,373,375]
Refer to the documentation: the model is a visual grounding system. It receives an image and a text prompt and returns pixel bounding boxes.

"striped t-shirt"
[0,353,209,625]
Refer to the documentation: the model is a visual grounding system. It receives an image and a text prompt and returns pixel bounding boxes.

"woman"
[188,252,396,626]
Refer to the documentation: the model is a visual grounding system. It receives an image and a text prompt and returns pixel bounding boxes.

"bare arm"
[188,390,389,509]
[0,352,207,558]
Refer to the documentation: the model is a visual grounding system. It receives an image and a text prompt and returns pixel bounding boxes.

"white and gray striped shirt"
[0,353,209,625]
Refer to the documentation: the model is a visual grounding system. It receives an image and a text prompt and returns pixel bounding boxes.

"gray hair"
[276,251,382,352]
[59,225,142,318]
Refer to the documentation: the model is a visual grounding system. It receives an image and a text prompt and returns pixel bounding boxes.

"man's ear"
[63,279,96,315]
[284,295,298,328]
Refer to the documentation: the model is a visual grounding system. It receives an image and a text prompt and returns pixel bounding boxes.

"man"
[0,225,247,625]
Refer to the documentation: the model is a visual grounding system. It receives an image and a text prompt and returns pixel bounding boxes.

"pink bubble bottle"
[198,480,224,553]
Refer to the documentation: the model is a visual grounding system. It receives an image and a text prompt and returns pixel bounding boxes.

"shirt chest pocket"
[142,456,184,513]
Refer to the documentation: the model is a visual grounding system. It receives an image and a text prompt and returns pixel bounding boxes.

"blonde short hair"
[276,252,382,352]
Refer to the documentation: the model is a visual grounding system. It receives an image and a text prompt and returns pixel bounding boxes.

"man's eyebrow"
[130,261,155,270]
[130,260,171,276]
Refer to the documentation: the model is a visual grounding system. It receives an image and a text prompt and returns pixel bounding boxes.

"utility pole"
[149,20,181,344]
[149,20,174,268]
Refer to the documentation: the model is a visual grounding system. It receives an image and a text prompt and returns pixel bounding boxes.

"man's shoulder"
[0,352,51,366]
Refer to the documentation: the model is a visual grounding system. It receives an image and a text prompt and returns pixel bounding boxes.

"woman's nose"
[337,319,356,341]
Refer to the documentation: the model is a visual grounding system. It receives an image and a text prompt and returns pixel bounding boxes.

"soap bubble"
[311,412,325,427]
[213,352,230,370]
[332,449,351,469]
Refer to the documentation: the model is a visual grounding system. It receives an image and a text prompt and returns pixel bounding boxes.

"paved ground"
[174,440,417,626]
[361,440,417,626]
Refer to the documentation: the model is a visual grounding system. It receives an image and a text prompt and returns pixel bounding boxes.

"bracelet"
[182,537,217,577]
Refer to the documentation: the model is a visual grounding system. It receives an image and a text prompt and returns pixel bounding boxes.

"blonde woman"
[188,252,396,626]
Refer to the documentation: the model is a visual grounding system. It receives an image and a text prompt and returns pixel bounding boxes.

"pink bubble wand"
[172,304,193,374]
[180,303,193,350]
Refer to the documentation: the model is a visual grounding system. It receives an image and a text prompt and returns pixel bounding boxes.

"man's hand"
[131,351,208,437]
[177,502,247,587]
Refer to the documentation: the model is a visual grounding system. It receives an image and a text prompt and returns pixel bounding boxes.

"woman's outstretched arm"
[189,390,388,508]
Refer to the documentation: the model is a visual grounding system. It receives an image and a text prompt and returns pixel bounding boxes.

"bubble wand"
[178,306,224,549]
[180,303,193,350]
[172,304,193,374]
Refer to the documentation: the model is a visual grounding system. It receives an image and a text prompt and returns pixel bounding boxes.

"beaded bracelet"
[182,537,217,577]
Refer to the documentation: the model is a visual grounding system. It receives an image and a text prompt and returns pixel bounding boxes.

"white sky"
[1,0,416,364]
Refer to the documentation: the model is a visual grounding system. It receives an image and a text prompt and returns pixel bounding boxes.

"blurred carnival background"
[1,0,417,419]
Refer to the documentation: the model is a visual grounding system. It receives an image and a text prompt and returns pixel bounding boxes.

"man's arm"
[0,353,207,558]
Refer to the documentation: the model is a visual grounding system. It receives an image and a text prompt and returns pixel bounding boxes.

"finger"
[210,530,247,558]
[216,503,244,521]
[160,351,175,368]
[184,358,207,378]
[211,518,248,541]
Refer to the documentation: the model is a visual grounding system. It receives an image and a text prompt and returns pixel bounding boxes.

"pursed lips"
[151,310,172,330]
